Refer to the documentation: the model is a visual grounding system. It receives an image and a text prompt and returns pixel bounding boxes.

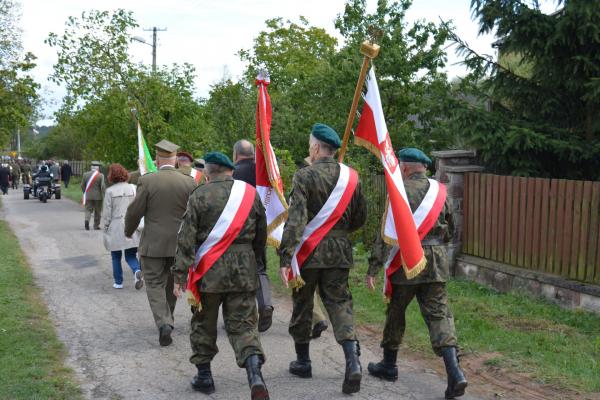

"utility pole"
[143,27,167,73]
[17,128,20,158]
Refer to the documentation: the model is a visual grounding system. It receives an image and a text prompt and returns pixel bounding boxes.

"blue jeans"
[111,248,141,285]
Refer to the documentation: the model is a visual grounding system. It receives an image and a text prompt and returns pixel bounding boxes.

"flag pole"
[338,40,380,163]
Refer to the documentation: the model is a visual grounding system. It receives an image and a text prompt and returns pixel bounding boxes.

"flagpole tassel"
[289,275,305,291]
[186,290,202,312]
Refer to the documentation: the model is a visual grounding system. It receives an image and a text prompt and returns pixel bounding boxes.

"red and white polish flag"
[354,67,426,284]
[255,72,288,247]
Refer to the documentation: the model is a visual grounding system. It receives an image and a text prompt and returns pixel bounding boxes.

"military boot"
[191,363,215,394]
[441,347,467,399]
[367,349,398,381]
[245,354,269,400]
[84,221,89,231]
[341,340,362,394]
[289,342,312,378]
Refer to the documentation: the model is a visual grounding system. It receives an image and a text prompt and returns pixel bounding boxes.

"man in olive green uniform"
[173,152,269,400]
[176,151,193,175]
[20,161,31,185]
[81,161,105,230]
[10,161,20,189]
[279,124,367,394]
[128,169,141,186]
[366,148,467,399]
[125,140,196,346]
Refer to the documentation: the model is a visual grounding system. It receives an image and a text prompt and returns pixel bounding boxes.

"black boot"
[441,347,467,399]
[191,363,215,394]
[84,221,89,231]
[368,349,398,381]
[245,354,269,400]
[289,342,312,378]
[341,340,362,394]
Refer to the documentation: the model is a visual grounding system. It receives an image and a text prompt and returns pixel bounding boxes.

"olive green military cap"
[311,123,341,149]
[155,139,180,157]
[397,147,432,166]
[203,152,235,170]
[194,158,205,168]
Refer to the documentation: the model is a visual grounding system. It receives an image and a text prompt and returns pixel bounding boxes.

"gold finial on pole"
[338,40,380,163]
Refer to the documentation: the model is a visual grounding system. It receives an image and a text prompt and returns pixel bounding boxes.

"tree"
[446,0,600,179]
[0,0,39,148]
[44,9,211,165]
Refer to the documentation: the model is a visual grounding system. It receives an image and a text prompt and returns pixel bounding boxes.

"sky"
[19,0,556,126]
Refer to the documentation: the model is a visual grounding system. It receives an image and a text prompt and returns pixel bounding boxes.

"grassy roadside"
[266,247,600,393]
[61,177,82,203]
[0,219,82,399]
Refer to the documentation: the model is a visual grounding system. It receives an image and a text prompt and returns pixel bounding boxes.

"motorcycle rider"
[33,164,52,197]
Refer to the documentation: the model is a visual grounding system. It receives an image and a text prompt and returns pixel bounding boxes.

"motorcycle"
[23,173,61,202]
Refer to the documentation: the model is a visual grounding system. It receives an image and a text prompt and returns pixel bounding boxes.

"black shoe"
[341,340,362,394]
[311,320,328,339]
[158,324,173,347]
[245,354,269,400]
[368,349,398,381]
[93,225,100,230]
[289,342,312,378]
[191,363,215,394]
[441,347,468,399]
[84,221,90,231]
[258,306,273,333]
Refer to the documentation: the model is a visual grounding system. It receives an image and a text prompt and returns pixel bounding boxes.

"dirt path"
[2,188,484,400]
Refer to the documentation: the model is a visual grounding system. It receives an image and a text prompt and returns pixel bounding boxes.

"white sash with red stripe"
[289,164,359,284]
[82,170,100,205]
[186,180,256,307]
[383,179,447,297]
[190,168,203,184]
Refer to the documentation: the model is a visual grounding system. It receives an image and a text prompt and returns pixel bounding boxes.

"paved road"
[2,189,482,400]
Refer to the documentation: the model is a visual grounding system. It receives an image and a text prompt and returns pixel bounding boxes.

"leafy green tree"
[44,9,211,166]
[447,0,600,179]
[0,0,39,148]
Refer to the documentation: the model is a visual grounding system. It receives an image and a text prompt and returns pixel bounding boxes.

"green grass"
[61,177,82,203]
[0,220,82,399]
[267,247,600,392]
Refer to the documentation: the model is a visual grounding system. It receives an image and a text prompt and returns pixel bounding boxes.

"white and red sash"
[288,164,359,286]
[383,179,447,298]
[190,168,203,184]
[186,180,256,307]
[82,170,100,205]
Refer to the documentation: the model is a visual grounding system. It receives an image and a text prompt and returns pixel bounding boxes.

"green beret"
[397,148,432,166]
[311,123,341,149]
[203,152,235,170]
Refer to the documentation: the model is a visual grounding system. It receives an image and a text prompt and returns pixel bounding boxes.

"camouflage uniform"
[21,163,31,185]
[173,176,267,367]
[10,163,20,189]
[279,156,367,344]
[367,171,457,355]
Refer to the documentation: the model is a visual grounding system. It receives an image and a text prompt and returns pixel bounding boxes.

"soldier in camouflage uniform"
[20,161,32,185]
[279,124,367,394]
[173,152,269,400]
[366,148,467,399]
[10,161,20,189]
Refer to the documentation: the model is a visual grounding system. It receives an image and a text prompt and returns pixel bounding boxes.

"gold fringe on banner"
[289,275,305,291]
[186,290,202,312]
[403,255,427,280]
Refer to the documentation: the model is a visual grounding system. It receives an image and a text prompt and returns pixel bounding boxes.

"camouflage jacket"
[279,156,367,269]
[172,175,267,293]
[367,172,455,285]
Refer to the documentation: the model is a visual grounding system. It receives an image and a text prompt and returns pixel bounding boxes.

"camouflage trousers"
[84,200,102,227]
[382,282,457,356]
[190,291,264,368]
[290,268,356,344]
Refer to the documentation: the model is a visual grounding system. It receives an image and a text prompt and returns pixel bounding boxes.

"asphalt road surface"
[1,188,482,400]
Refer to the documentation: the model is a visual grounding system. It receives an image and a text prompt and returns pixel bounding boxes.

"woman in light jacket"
[101,163,143,289]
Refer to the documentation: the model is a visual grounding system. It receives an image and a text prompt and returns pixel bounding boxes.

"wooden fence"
[463,173,600,285]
